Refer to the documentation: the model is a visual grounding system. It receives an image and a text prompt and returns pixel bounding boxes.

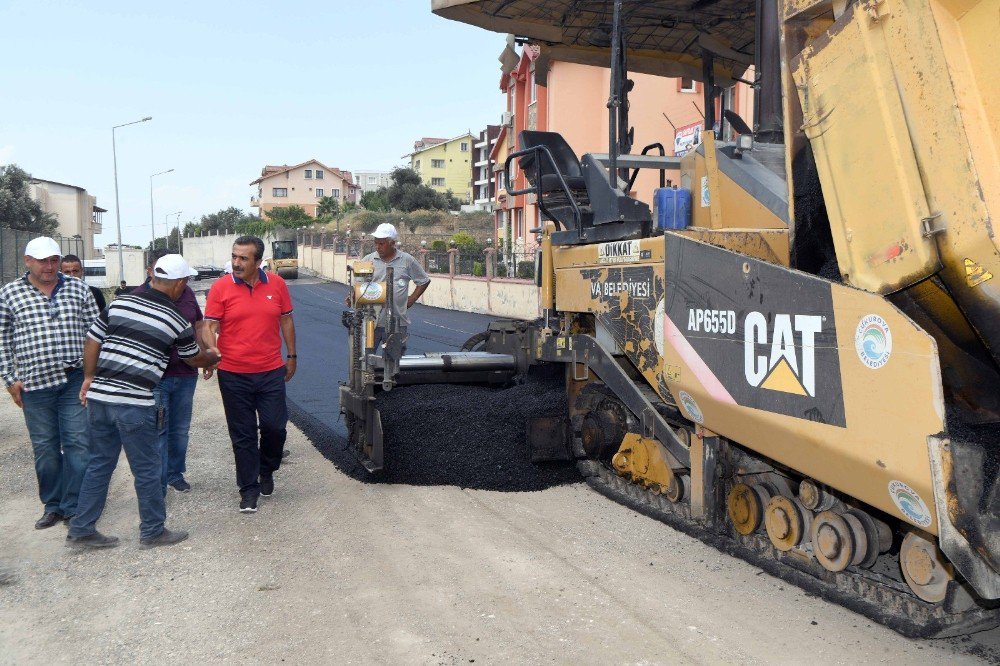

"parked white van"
[83,260,107,288]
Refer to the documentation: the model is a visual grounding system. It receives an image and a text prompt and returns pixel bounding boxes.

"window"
[316,189,324,197]
[315,170,324,179]
[432,159,445,168]
[679,78,697,93]
[304,169,313,179]
[332,188,340,198]
[460,142,469,152]
[431,178,446,187]
[415,159,421,170]
[273,188,288,197]
[368,176,377,184]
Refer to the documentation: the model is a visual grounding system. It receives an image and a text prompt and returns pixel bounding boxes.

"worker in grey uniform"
[360,223,430,354]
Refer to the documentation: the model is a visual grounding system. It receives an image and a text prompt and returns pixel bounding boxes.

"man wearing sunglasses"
[0,237,100,530]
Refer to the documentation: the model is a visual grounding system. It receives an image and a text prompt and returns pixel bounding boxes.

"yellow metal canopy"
[432,0,755,84]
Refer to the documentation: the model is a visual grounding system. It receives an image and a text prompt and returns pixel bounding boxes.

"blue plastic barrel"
[653,187,692,230]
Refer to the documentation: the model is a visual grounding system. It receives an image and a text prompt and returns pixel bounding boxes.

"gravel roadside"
[0,379,997,663]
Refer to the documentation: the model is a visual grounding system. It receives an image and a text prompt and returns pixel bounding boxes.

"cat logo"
[744,312,822,397]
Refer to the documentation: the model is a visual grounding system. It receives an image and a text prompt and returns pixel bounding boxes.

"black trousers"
[217,368,287,495]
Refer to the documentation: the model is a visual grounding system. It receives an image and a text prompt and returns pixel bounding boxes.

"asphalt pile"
[375,372,581,490]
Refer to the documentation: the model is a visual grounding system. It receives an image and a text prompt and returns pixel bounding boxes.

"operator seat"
[517,131,588,193]
[516,130,651,243]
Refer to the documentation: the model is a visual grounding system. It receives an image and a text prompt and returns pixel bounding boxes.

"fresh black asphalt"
[284,281,501,478]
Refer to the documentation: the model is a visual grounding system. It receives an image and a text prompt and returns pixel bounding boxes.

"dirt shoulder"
[0,380,997,664]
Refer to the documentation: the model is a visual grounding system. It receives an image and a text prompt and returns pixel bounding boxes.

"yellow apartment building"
[405,134,475,203]
[251,159,359,218]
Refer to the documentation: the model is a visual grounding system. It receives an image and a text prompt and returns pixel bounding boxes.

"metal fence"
[296,231,539,282]
[496,252,537,280]
[0,229,84,285]
[425,251,451,274]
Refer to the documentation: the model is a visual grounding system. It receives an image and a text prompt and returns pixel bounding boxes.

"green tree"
[384,167,453,212]
[341,201,357,215]
[265,205,312,226]
[198,206,255,234]
[360,188,389,212]
[0,165,58,234]
[316,196,340,218]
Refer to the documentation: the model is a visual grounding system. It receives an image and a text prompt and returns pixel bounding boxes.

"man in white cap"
[361,223,430,353]
[67,254,220,549]
[0,236,99,530]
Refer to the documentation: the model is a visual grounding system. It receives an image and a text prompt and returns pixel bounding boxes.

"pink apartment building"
[491,46,753,255]
[251,159,360,219]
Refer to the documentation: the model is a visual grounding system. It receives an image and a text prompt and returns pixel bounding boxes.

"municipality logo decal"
[744,312,822,397]
[678,390,703,424]
[855,314,892,369]
[888,480,931,527]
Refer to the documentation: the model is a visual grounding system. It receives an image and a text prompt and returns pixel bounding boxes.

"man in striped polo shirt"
[67,255,220,550]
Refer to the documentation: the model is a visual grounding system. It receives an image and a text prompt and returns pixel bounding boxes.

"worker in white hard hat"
[0,236,100,530]
[360,223,430,354]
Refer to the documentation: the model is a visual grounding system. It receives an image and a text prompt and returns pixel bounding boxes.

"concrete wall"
[182,232,279,268]
[298,242,539,320]
[104,247,147,286]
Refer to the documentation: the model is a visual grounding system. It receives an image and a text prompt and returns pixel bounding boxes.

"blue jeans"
[154,375,197,492]
[21,368,90,516]
[69,401,166,541]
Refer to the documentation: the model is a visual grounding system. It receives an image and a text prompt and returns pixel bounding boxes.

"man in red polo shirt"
[202,236,296,514]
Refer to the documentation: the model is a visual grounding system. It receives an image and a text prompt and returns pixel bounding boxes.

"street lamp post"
[112,116,152,281]
[149,168,174,250]
[165,211,182,251]
[176,216,188,255]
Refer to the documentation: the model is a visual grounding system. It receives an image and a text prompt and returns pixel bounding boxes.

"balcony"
[250,197,261,208]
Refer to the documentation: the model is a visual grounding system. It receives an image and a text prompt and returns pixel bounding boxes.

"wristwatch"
[287,354,297,359]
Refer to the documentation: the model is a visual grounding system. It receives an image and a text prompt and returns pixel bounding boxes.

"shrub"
[430,239,448,251]
[473,261,485,277]
[517,260,535,280]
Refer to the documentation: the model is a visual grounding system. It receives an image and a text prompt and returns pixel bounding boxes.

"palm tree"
[317,196,340,218]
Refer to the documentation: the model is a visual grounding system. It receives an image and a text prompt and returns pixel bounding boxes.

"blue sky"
[0,1,506,247]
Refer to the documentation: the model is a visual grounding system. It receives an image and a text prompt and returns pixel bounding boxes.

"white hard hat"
[371,223,398,240]
[153,254,198,279]
[24,237,62,260]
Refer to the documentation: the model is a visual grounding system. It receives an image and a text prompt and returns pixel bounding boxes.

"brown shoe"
[34,512,63,530]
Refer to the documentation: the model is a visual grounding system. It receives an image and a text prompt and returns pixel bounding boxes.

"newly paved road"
[284,278,497,459]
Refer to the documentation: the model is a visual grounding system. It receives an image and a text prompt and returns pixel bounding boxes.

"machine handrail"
[504,144,583,235]
[626,142,667,193]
